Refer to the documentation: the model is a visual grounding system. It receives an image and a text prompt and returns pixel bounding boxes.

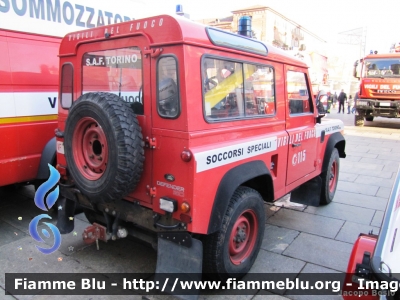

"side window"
[286,71,313,115]
[203,57,275,121]
[203,58,244,120]
[157,56,180,118]
[243,64,275,116]
[82,47,143,114]
[60,63,73,109]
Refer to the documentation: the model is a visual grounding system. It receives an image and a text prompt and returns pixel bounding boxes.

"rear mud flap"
[56,196,76,234]
[290,176,322,207]
[155,236,203,300]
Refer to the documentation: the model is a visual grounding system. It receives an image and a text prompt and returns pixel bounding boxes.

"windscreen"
[363,58,400,78]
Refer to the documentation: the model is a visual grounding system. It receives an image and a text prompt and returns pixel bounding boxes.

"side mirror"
[353,60,361,79]
[316,94,327,123]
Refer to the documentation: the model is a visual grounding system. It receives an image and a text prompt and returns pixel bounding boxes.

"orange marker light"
[181,202,190,213]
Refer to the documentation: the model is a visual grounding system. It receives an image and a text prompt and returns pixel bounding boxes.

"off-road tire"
[320,148,340,205]
[365,116,374,122]
[203,186,265,280]
[355,114,364,126]
[64,92,144,203]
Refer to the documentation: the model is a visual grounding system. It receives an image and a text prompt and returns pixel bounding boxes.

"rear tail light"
[181,149,192,162]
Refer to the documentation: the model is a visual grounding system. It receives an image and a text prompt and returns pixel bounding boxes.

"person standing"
[327,91,332,113]
[337,89,347,114]
[347,95,353,114]
[333,92,338,109]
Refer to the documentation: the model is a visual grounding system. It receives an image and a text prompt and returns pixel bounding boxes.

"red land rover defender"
[55,15,346,279]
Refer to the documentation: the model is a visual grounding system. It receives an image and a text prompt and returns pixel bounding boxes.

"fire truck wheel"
[355,114,364,126]
[203,186,265,280]
[320,148,340,205]
[365,116,374,122]
[64,92,144,203]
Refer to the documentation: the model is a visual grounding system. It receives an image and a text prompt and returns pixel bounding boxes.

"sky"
[131,0,400,55]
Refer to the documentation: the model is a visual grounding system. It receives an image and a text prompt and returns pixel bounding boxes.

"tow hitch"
[82,223,108,245]
[82,217,129,250]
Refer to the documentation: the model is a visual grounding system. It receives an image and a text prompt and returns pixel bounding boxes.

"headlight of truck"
[357,100,369,106]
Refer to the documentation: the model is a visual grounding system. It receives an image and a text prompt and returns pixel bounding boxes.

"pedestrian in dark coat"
[337,89,347,114]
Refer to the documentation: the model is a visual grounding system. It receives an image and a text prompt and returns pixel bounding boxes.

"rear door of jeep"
[76,36,154,204]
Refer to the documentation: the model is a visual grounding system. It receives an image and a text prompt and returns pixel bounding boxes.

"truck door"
[77,36,153,204]
[285,67,318,185]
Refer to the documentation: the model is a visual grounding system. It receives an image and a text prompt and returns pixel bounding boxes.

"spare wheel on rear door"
[64,92,145,203]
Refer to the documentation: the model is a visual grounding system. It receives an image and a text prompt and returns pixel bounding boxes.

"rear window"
[81,47,143,114]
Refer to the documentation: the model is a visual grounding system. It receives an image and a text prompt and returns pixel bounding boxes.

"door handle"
[292,143,301,147]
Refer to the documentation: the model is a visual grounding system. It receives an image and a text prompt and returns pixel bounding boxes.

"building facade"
[197,5,329,91]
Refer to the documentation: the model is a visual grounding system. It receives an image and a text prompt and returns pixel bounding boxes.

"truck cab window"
[364,59,400,77]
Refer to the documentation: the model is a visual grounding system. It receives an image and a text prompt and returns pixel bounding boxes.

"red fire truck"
[0,29,60,187]
[55,14,346,279]
[0,0,135,189]
[353,53,400,126]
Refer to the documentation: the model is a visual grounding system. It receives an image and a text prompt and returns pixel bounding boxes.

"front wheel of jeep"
[203,186,265,280]
[320,148,340,205]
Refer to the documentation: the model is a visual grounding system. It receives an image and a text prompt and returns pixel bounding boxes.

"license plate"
[358,101,368,106]
[380,102,391,107]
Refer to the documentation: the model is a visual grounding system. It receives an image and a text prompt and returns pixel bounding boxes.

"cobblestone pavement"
[1,114,399,300]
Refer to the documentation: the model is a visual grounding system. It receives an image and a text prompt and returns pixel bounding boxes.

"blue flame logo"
[29,164,62,254]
